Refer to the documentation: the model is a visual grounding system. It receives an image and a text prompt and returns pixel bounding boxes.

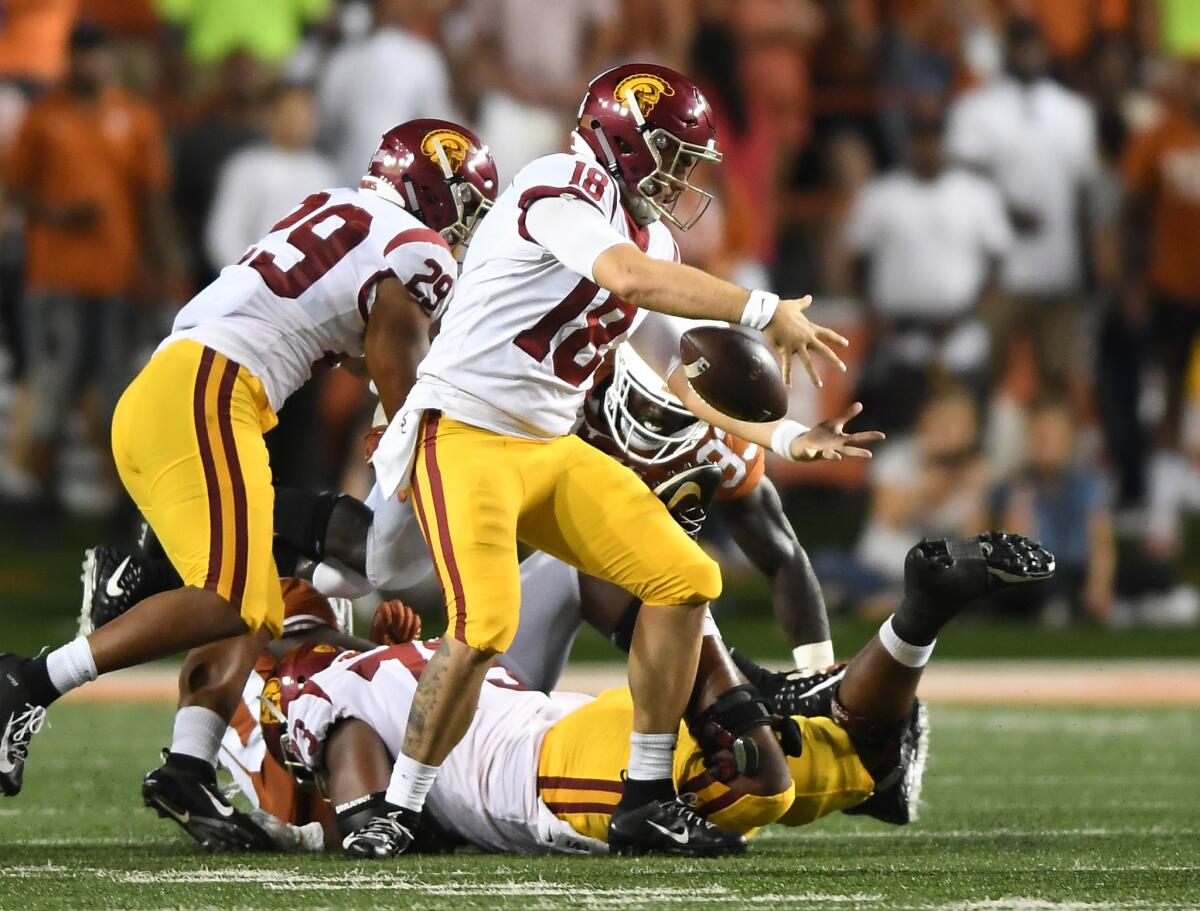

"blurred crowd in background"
[1,0,1198,630]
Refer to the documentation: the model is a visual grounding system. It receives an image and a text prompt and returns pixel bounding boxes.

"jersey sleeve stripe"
[384,227,450,256]
[357,268,395,322]
[516,185,606,243]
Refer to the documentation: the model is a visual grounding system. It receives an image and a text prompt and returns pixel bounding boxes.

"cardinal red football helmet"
[577,63,722,230]
[259,642,344,790]
[361,118,498,248]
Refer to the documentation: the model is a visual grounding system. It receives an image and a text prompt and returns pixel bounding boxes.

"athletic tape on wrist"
[878,616,936,668]
[792,640,835,673]
[740,289,780,330]
[771,420,810,460]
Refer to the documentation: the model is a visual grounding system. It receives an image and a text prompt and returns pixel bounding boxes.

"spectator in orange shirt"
[3,21,170,513]
[1120,61,1200,472]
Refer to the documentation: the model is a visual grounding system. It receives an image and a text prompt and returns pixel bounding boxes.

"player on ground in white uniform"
[0,120,498,853]
[266,528,1053,857]
[365,61,881,860]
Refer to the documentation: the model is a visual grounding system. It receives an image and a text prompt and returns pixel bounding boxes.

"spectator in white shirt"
[945,18,1100,396]
[206,83,338,270]
[847,108,1012,431]
[464,0,620,179]
[317,0,457,186]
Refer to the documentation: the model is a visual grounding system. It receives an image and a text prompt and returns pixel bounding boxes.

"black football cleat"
[608,797,746,857]
[843,698,929,826]
[342,808,418,859]
[0,655,47,796]
[653,464,723,539]
[78,546,179,636]
[143,758,276,852]
[898,533,1055,635]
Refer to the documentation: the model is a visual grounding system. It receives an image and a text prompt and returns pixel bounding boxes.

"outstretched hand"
[763,296,849,388]
[790,402,884,461]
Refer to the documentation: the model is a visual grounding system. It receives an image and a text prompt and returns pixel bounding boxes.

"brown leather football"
[680,325,788,423]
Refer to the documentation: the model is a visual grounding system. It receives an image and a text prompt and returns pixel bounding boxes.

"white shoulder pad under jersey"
[408,151,678,440]
[165,187,458,412]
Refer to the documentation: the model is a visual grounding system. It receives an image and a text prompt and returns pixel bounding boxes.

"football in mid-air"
[679,325,788,423]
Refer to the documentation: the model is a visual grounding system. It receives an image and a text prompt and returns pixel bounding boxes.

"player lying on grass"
[151,574,425,851]
[260,531,1052,857]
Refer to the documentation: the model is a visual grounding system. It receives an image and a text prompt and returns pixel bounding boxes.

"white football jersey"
[287,641,599,855]
[406,151,679,440]
[165,187,459,412]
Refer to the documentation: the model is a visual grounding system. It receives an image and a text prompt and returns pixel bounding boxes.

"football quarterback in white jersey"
[0,119,499,855]
[368,63,881,858]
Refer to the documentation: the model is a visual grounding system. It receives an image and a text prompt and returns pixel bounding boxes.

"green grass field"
[1,701,1197,911]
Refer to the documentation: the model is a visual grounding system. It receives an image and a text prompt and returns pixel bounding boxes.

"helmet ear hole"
[615,136,635,154]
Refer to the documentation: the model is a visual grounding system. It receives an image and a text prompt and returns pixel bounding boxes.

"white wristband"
[771,419,809,461]
[740,289,779,330]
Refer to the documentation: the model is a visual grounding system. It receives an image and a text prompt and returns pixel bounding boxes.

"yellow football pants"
[536,688,874,842]
[409,413,722,653]
[110,340,284,637]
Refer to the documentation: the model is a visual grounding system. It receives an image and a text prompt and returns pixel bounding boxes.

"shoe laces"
[4,704,47,759]
[666,796,713,830]
[357,812,412,845]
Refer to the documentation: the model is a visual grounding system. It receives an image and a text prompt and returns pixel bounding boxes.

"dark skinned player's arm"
[364,276,429,422]
[713,478,831,652]
[577,574,792,800]
[324,719,394,807]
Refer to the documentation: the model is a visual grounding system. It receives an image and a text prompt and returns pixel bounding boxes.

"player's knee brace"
[830,685,909,786]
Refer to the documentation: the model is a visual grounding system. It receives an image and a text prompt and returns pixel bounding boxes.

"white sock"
[45,637,97,695]
[385,752,440,812]
[627,732,676,781]
[878,616,936,669]
[170,705,228,766]
[311,560,374,600]
[792,639,835,675]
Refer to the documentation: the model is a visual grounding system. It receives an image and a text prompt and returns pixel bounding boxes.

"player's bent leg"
[378,414,529,849]
[775,715,876,827]
[521,437,739,855]
[0,342,283,797]
[538,689,751,855]
[833,532,1053,824]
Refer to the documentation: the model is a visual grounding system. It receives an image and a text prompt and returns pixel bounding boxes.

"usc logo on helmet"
[420,129,471,173]
[614,73,675,116]
[259,677,282,724]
